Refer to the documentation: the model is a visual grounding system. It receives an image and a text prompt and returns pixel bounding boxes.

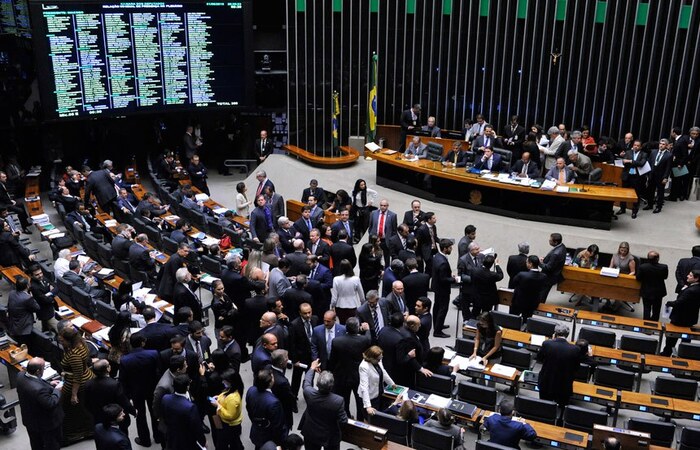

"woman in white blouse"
[330,259,365,324]
[359,345,396,416]
[235,182,253,218]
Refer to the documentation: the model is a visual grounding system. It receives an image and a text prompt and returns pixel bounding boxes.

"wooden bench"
[284,144,359,166]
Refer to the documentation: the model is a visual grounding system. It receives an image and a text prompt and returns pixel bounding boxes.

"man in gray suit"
[268,258,292,299]
[458,242,485,321]
[368,199,398,266]
[540,233,567,302]
[7,276,40,346]
[301,360,348,450]
[403,136,428,158]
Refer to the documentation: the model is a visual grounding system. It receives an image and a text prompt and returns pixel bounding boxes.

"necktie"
[473,256,477,266]
[312,243,317,255]
[326,329,333,356]
[306,219,311,231]
[630,152,639,175]
[485,137,490,148]
[194,340,203,363]
[397,296,405,313]
[401,238,406,250]
[305,320,312,340]
[310,267,316,279]
[454,151,458,165]
[521,162,528,176]
[487,158,492,170]
[655,151,662,165]
[256,181,264,197]
[344,221,350,237]
[559,169,566,184]
[261,140,265,151]
[371,307,380,337]
[378,212,385,238]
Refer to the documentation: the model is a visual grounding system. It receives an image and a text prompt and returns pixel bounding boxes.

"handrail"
[284,144,359,166]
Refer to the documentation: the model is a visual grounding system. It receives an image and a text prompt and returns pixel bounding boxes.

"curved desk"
[284,144,359,167]
[371,151,636,230]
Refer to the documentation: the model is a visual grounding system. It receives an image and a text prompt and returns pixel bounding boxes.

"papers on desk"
[383,385,408,397]
[365,142,381,152]
[31,213,50,225]
[77,255,91,265]
[200,273,221,285]
[600,267,620,278]
[165,305,175,315]
[57,306,74,317]
[201,237,220,247]
[92,327,112,343]
[381,149,398,155]
[133,287,153,299]
[490,364,517,377]
[530,334,547,347]
[195,193,209,202]
[70,316,91,328]
[164,215,180,222]
[555,186,570,193]
[443,349,456,360]
[104,219,118,227]
[540,179,557,191]
[153,300,169,309]
[213,207,229,215]
[142,294,158,305]
[47,232,65,240]
[41,228,62,237]
[450,355,484,371]
[404,156,419,162]
[481,173,498,179]
[425,394,451,409]
[97,268,114,276]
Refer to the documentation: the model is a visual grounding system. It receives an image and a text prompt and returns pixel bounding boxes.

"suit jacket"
[293,218,313,244]
[471,265,504,310]
[289,315,320,364]
[396,329,424,387]
[649,149,673,181]
[111,235,133,261]
[282,287,313,321]
[301,369,348,446]
[442,149,471,167]
[135,199,167,217]
[511,159,540,178]
[668,283,700,327]
[636,262,668,299]
[307,263,333,311]
[254,138,275,160]
[302,187,327,205]
[16,371,64,432]
[402,210,425,233]
[474,153,503,172]
[458,253,484,297]
[7,290,40,337]
[286,251,309,277]
[401,271,430,313]
[472,134,497,152]
[507,254,529,289]
[246,386,287,446]
[133,322,177,352]
[383,291,408,316]
[85,169,117,208]
[368,209,398,241]
[30,277,57,321]
[277,227,296,254]
[267,193,285,227]
[541,243,567,284]
[376,325,404,379]
[484,414,537,449]
[221,339,242,374]
[675,256,700,293]
[330,220,353,243]
[510,270,548,317]
[328,333,371,388]
[119,347,160,400]
[63,270,101,298]
[220,268,251,309]
[417,312,433,356]
[310,323,346,368]
[268,267,292,299]
[403,142,428,158]
[399,109,420,131]
[387,234,405,259]
[0,231,31,267]
[250,346,272,374]
[85,376,136,425]
[158,253,187,300]
[545,165,575,183]
[159,348,200,382]
[673,135,692,167]
[129,243,156,273]
[249,206,273,241]
[537,338,581,405]
[329,240,357,275]
[431,252,453,299]
[271,367,296,427]
[95,424,132,450]
[415,223,437,264]
[161,393,205,450]
[307,240,331,267]
[117,196,137,214]
[172,283,203,322]
[621,149,648,182]
[309,206,325,227]
[356,300,391,343]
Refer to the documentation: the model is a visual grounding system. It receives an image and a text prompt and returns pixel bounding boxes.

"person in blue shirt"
[483,399,537,449]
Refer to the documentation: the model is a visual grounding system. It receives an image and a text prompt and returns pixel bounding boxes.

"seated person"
[567,149,593,179]
[301,179,327,205]
[442,141,471,167]
[470,312,502,366]
[545,157,575,185]
[136,192,169,217]
[572,244,599,269]
[483,399,536,449]
[181,190,204,212]
[55,186,80,213]
[421,116,441,137]
[404,136,428,159]
[383,398,421,425]
[174,184,192,204]
[117,188,138,215]
[423,347,458,376]
[580,126,598,157]
[157,151,178,180]
[423,409,463,446]
[473,147,503,172]
[62,259,109,301]
[510,152,539,178]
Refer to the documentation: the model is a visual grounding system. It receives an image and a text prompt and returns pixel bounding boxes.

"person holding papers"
[473,147,502,172]
[469,312,502,367]
[617,139,648,219]
[510,152,539,178]
[545,157,575,185]
[403,136,428,159]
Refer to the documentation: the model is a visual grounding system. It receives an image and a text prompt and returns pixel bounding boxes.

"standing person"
[356,290,390,345]
[368,199,398,267]
[59,326,96,445]
[83,165,118,215]
[675,245,700,294]
[506,242,530,288]
[402,259,430,314]
[416,212,438,275]
[540,233,566,302]
[254,130,274,164]
[301,360,348,450]
[644,139,672,213]
[402,199,425,234]
[269,350,296,429]
[332,258,365,325]
[234,182,253,218]
[84,360,135,437]
[458,242,485,320]
[358,239,383,295]
[28,263,58,332]
[510,256,548,320]
[617,140,648,219]
[328,317,371,420]
[161,375,206,450]
[636,251,668,321]
[432,239,458,338]
[246,368,288,449]
[289,303,320,397]
[537,324,580,406]
[661,270,700,356]
[7,276,40,346]
[399,104,422,152]
[350,179,377,242]
[213,369,245,450]
[358,346,396,416]
[94,404,132,450]
[187,155,209,196]
[311,311,346,370]
[414,297,433,355]
[471,255,504,317]
[249,194,275,243]
[16,357,64,450]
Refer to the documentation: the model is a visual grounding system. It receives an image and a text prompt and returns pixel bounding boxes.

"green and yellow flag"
[332,91,340,149]
[367,53,378,142]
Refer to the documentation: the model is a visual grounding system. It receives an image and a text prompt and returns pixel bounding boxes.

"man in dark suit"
[254,170,275,198]
[172,268,203,322]
[311,310,346,370]
[28,264,57,332]
[537,324,581,406]
[617,140,648,218]
[254,130,275,163]
[473,147,503,172]
[458,241,485,321]
[251,332,276,374]
[129,234,157,282]
[63,259,110,301]
[675,246,700,294]
[218,325,242,373]
[306,255,333,312]
[16,357,64,450]
[388,223,410,260]
[221,257,252,310]
[415,297,433,356]
[483,399,537,448]
[134,306,177,352]
[384,279,408,316]
[306,228,330,267]
[159,335,200,383]
[368,199,398,266]
[500,115,527,159]
[119,334,161,447]
[161,375,206,450]
[471,255,504,317]
[292,206,314,244]
[85,360,136,435]
[329,229,356,275]
[432,239,457,338]
[399,104,422,152]
[264,185,285,229]
[7,276,40,346]
[277,217,296,254]
[157,243,190,301]
[111,225,134,260]
[402,199,425,234]
[184,321,212,363]
[644,139,673,213]
[270,349,297,428]
[328,317,371,420]
[83,165,118,214]
[510,152,540,178]
[330,209,353,243]
[94,404,132,450]
[0,171,31,232]
[540,233,567,302]
[397,315,433,388]
[416,212,438,275]
[356,290,390,344]
[635,251,668,321]
[282,275,313,322]
[506,242,530,289]
[442,141,471,167]
[308,196,325,227]
[301,362,348,450]
[289,303,319,397]
[249,194,274,242]
[376,312,405,380]
[401,258,430,314]
[246,369,288,447]
[301,179,327,205]
[510,256,549,320]
[661,269,700,356]
[669,127,691,201]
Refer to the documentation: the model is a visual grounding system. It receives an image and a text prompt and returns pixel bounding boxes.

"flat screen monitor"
[0,0,31,38]
[29,0,252,120]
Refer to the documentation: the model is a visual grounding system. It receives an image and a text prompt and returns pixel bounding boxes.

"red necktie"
[256,182,264,197]
[378,212,385,238]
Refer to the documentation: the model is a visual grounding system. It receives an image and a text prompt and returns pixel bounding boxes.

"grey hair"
[517,242,530,254]
[271,349,288,369]
[345,317,360,335]
[175,267,190,283]
[547,126,560,135]
[468,242,480,251]
[554,324,570,338]
[690,126,700,133]
[570,131,582,139]
[567,148,579,156]
[366,290,379,301]
[59,249,71,259]
[659,138,670,145]
[277,216,290,227]
[256,170,267,178]
[317,371,335,394]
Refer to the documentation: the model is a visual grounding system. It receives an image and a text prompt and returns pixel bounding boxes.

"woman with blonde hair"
[358,345,396,418]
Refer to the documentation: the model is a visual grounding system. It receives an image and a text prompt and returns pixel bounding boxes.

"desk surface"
[483,411,589,450]
[576,310,661,333]
[534,303,576,321]
[590,346,642,365]
[619,391,675,414]
[664,323,700,339]
[572,381,618,404]
[558,266,640,303]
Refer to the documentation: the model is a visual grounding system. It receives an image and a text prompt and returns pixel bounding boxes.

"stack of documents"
[490,364,518,377]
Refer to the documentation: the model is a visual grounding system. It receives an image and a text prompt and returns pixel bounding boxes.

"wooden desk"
[284,144,360,166]
[95,213,169,264]
[460,362,520,387]
[668,398,700,422]
[24,173,44,217]
[534,304,576,322]
[341,419,388,450]
[371,151,636,230]
[576,310,661,335]
[176,181,249,229]
[595,162,624,186]
[590,346,643,370]
[618,391,675,419]
[664,323,700,341]
[643,354,700,378]
[571,381,619,408]
[558,266,641,303]
[501,329,546,352]
[382,389,482,425]
[286,199,338,226]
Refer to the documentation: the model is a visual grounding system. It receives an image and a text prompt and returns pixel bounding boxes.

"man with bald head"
[251,332,278,374]
[311,311,346,370]
[511,151,539,178]
[396,315,433,388]
[385,280,408,316]
[259,311,288,350]
[84,359,135,435]
[636,251,669,321]
[16,357,64,450]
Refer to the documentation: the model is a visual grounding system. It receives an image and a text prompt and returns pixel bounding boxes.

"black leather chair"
[524,317,557,337]
[678,342,700,361]
[490,310,522,331]
[144,225,163,249]
[132,217,148,235]
[627,418,676,447]
[455,338,475,357]
[95,300,118,326]
[562,405,608,432]
[207,218,225,238]
[652,376,698,401]
[411,424,456,450]
[578,326,616,348]
[201,255,224,277]
[514,395,558,425]
[111,257,131,279]
[190,209,208,233]
[416,373,454,397]
[96,242,113,269]
[619,334,658,354]
[500,347,532,372]
[425,142,445,162]
[493,147,513,171]
[574,363,592,382]
[71,286,96,318]
[457,381,497,411]
[475,440,518,450]
[593,366,636,391]
[56,277,74,306]
[28,329,63,370]
[84,231,102,261]
[39,260,55,283]
[679,426,700,450]
[369,411,410,446]
[162,235,179,255]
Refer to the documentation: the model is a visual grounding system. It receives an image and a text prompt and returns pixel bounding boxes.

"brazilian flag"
[367,53,378,142]
[332,91,340,150]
